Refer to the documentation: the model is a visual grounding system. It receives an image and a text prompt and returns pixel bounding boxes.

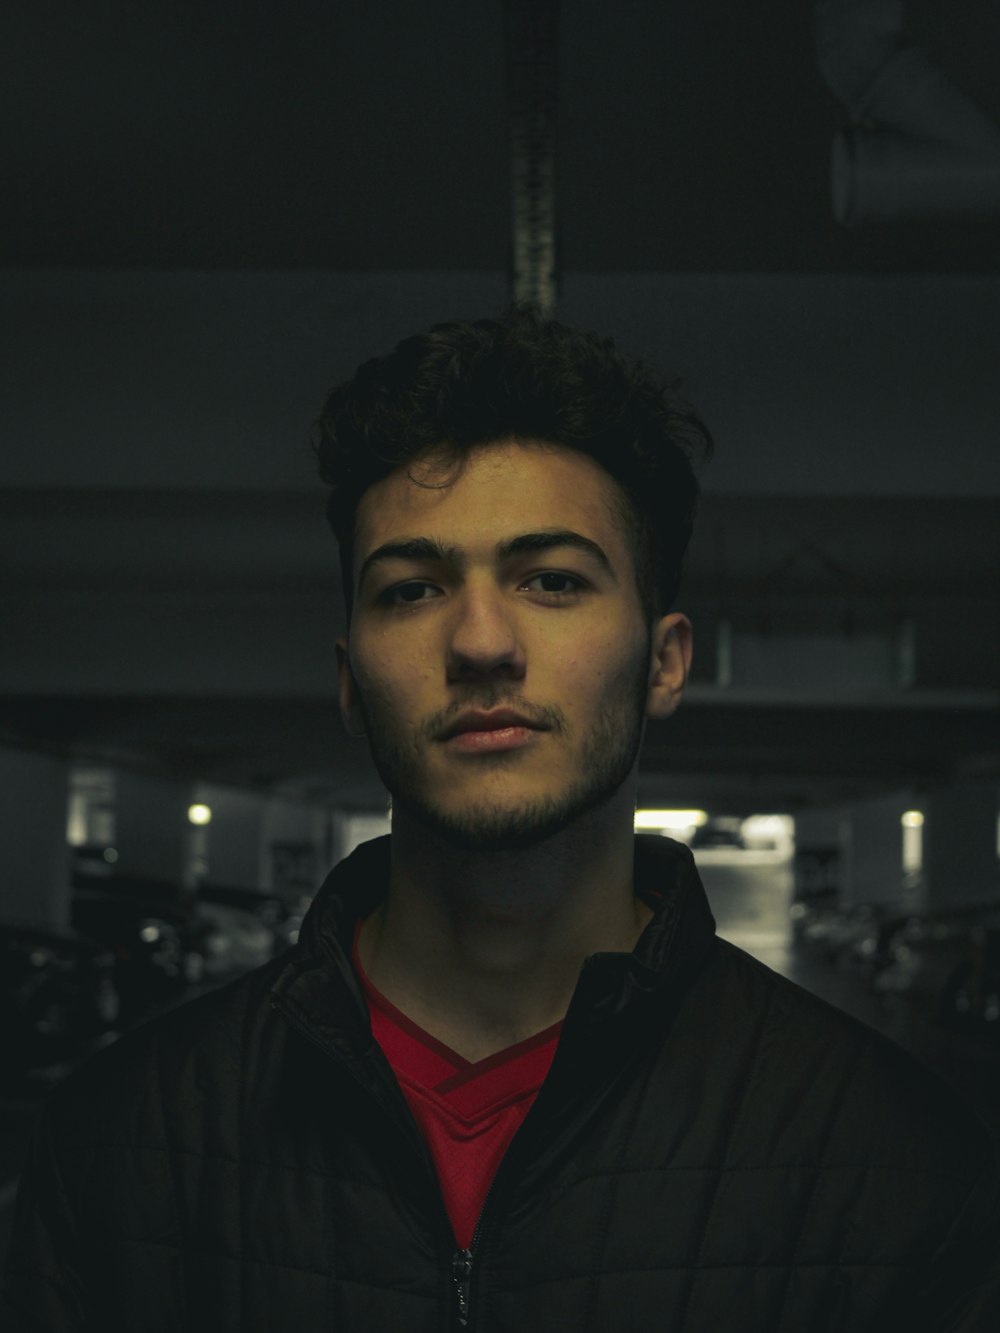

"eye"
[383,580,442,605]
[521,571,584,596]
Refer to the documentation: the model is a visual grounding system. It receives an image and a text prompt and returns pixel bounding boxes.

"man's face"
[337,440,689,852]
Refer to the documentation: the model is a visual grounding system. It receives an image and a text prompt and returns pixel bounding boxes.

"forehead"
[354,440,630,565]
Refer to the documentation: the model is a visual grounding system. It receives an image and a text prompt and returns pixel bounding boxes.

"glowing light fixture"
[634,809,709,831]
[188,803,213,826]
[901,810,924,876]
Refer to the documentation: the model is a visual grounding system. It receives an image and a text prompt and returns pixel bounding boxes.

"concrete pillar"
[113,771,193,894]
[841,789,925,913]
[66,765,116,853]
[0,747,72,930]
[923,781,1000,912]
[334,809,392,865]
[178,784,334,895]
[261,797,333,895]
[792,808,845,909]
[191,783,267,890]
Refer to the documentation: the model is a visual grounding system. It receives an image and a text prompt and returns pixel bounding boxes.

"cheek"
[595,623,645,674]
[350,640,395,711]
[352,637,433,718]
[561,631,644,705]
[596,632,652,700]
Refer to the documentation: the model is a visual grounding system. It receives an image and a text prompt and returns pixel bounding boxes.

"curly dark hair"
[312,305,712,623]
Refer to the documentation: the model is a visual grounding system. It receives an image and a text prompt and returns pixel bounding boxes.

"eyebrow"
[356,528,616,591]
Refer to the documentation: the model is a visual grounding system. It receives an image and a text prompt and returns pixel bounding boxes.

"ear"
[646,612,692,720]
[335,635,367,738]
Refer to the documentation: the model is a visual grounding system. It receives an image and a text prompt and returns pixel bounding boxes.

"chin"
[398,783,624,856]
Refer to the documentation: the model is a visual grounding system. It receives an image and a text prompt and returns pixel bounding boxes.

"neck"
[356,786,651,1062]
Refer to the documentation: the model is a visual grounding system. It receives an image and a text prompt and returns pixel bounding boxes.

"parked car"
[71,871,298,1024]
[873,909,1000,1031]
[0,924,119,1087]
[792,892,1000,1034]
[192,900,276,977]
[690,818,745,851]
[71,886,197,1024]
[790,899,883,965]
[939,924,1000,1031]
[196,882,310,957]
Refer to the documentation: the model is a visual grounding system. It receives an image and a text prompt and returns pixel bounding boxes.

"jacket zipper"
[445,986,604,1328]
[272,993,482,1326]
[450,1159,505,1327]
[451,1248,473,1326]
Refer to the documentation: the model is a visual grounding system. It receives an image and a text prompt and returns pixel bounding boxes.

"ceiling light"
[634,809,709,831]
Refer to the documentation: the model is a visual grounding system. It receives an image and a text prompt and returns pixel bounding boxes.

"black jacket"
[4,835,999,1331]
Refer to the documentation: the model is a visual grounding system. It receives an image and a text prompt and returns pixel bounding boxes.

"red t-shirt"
[352,922,562,1248]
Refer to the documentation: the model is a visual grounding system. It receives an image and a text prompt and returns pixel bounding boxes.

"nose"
[446,582,526,682]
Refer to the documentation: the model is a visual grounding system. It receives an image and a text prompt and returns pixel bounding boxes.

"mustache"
[424,692,567,741]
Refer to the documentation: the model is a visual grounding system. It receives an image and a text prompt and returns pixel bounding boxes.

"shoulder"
[40,952,289,1153]
[701,938,995,1184]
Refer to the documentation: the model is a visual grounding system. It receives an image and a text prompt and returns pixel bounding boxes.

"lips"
[439,709,547,741]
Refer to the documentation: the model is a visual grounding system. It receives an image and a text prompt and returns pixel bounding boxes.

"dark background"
[1,0,998,810]
[1,0,999,1260]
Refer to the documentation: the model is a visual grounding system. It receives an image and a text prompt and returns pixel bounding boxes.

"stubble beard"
[354,648,651,854]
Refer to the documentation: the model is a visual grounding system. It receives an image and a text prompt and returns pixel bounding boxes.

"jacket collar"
[269,833,717,1052]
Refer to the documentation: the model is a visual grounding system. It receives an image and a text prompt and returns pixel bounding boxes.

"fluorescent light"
[634,809,709,831]
[188,803,213,826]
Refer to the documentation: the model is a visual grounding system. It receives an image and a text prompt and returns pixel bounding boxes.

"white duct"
[815,0,1000,224]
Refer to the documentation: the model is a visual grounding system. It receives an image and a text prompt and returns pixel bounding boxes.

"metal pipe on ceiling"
[503,0,560,314]
[815,0,1000,224]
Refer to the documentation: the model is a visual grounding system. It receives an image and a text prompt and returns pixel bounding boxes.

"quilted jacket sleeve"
[910,1135,1000,1332]
[1,1102,90,1331]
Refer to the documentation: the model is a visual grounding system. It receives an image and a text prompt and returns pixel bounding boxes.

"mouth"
[439,709,546,740]
[438,709,549,753]
[443,725,542,754]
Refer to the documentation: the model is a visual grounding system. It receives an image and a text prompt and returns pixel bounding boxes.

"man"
[5,307,999,1330]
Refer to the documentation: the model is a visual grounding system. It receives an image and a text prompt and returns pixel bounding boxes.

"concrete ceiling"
[3,0,999,272]
[2,0,999,813]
